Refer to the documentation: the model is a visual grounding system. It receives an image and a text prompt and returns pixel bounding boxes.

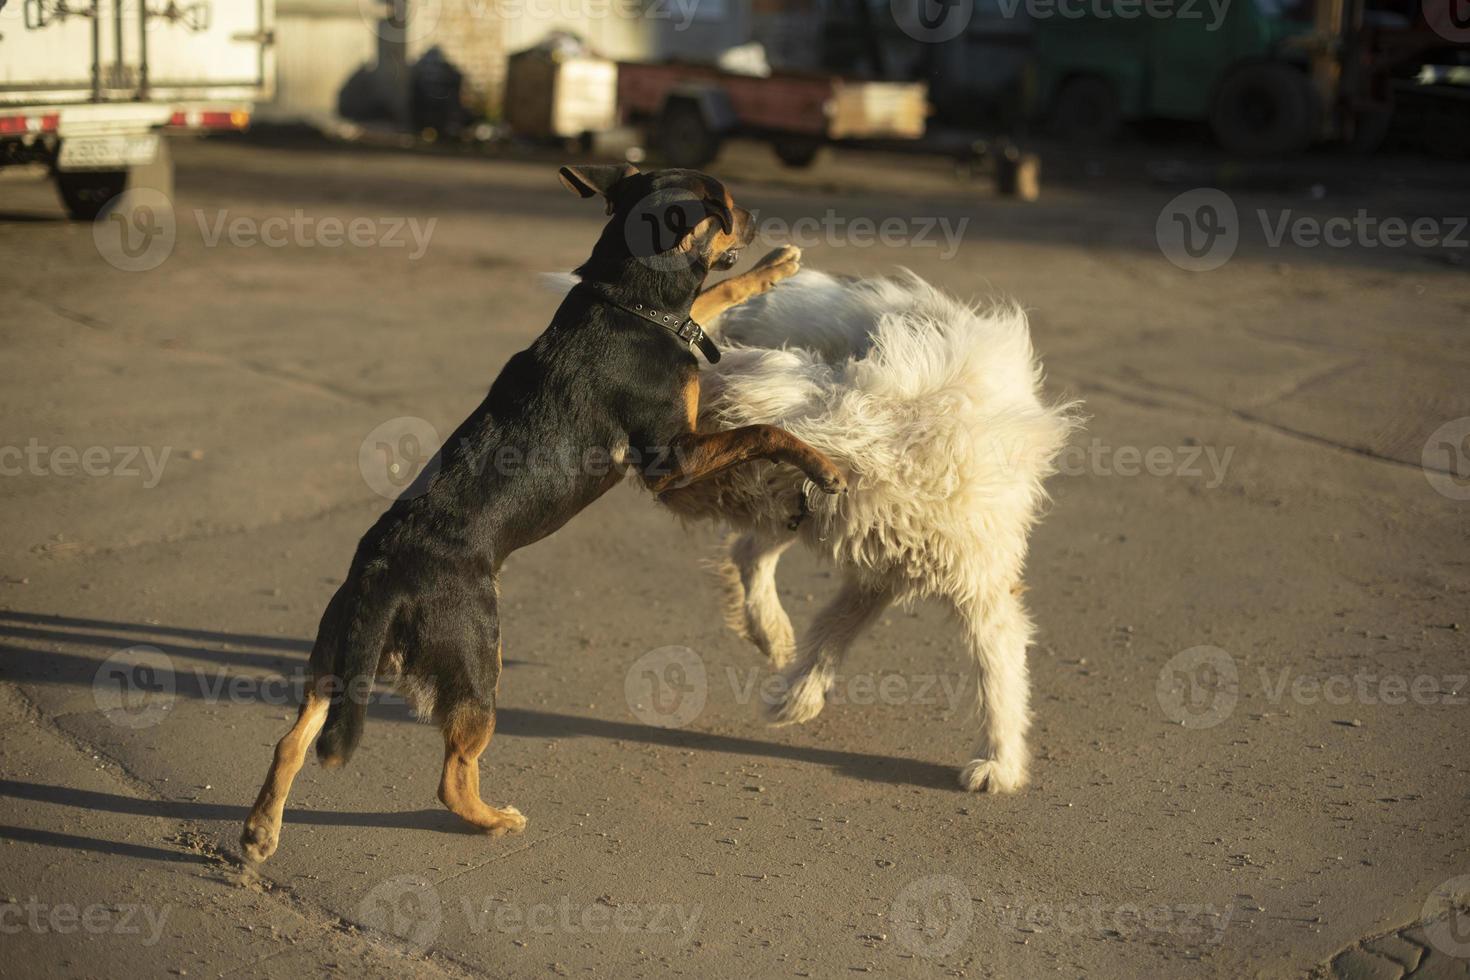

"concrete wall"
[263,0,383,125]
[268,0,765,125]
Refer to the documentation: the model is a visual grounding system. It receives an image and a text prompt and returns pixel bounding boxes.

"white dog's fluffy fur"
[658,269,1082,792]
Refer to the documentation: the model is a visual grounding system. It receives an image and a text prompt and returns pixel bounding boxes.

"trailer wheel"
[55,170,129,221]
[772,137,821,168]
[1211,64,1316,156]
[1048,75,1121,144]
[656,101,721,169]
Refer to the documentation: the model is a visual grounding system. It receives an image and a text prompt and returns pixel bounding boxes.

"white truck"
[1,0,275,218]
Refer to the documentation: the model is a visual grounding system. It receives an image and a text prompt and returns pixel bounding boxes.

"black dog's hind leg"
[429,590,526,837]
[437,692,526,837]
[241,688,330,863]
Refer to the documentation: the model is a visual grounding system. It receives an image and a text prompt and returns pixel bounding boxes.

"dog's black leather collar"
[577,282,721,364]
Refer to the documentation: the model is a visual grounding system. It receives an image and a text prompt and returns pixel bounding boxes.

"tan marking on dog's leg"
[437,706,526,837]
[649,425,845,496]
[240,692,330,863]
[682,373,700,429]
[692,246,801,324]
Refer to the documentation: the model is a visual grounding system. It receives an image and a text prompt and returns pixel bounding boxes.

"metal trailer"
[1,0,276,218]
[616,59,928,169]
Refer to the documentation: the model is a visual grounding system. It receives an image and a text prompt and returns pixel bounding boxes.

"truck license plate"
[58,134,160,171]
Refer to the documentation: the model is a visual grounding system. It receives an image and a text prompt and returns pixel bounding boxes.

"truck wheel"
[55,170,129,221]
[656,101,721,169]
[1048,76,1121,144]
[772,137,821,168]
[1211,64,1316,156]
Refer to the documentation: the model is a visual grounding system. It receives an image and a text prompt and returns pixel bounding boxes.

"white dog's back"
[682,270,1080,591]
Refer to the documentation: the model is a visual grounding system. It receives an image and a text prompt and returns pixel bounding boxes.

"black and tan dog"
[240,164,845,863]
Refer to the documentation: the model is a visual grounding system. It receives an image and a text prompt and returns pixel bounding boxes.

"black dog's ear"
[558,164,639,213]
[704,198,734,235]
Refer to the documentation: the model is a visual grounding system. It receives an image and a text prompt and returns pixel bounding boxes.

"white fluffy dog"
[658,268,1082,793]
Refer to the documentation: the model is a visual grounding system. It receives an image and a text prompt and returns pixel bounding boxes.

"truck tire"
[1211,64,1316,156]
[55,169,129,221]
[772,137,822,168]
[656,101,721,169]
[1048,75,1122,144]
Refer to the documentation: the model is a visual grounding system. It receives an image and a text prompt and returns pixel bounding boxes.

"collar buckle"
[581,282,721,364]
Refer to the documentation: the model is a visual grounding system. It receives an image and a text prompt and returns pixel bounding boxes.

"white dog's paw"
[958,758,1028,794]
[766,669,828,726]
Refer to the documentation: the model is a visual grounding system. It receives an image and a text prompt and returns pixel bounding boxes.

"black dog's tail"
[316,583,399,768]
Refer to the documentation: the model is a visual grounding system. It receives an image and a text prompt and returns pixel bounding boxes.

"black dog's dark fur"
[241,165,843,861]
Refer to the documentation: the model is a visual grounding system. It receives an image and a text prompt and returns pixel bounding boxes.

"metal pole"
[91,0,102,100]
[138,0,149,99]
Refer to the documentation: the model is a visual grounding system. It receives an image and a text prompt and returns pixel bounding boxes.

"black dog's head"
[560,164,756,277]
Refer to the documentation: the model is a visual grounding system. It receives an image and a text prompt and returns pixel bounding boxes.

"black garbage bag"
[411,46,471,137]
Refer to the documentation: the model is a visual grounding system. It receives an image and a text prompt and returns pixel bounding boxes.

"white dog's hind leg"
[954,586,1033,793]
[768,577,893,726]
[719,532,798,666]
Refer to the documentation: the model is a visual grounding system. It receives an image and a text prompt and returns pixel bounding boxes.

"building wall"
[264,0,382,124]
[406,0,505,115]
[270,0,767,124]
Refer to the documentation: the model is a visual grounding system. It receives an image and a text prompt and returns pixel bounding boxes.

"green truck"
[1029,0,1460,154]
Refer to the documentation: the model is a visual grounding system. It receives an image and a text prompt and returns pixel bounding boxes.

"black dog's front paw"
[812,467,847,495]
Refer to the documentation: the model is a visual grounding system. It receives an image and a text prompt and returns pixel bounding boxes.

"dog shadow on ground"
[0,610,958,860]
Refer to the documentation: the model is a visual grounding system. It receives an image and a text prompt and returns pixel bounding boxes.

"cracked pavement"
[1,137,1468,978]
